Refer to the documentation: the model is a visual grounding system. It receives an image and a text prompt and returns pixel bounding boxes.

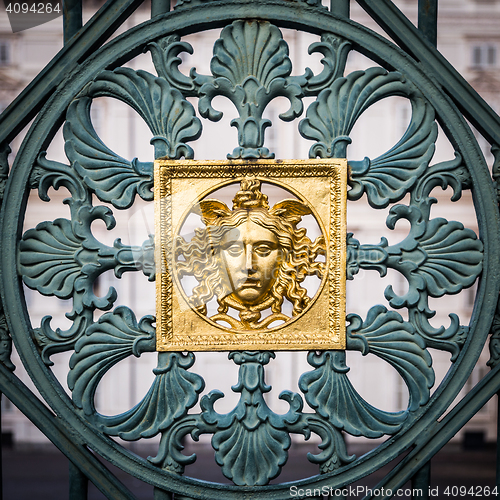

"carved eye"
[224,243,244,257]
[254,244,274,257]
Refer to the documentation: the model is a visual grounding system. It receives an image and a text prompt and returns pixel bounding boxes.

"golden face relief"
[173,177,328,331]
[220,220,281,306]
[155,159,348,351]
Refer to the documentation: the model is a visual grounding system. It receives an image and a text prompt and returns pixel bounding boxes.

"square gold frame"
[155,159,347,351]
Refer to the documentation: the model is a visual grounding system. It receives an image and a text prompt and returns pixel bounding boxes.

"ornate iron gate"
[1,0,500,498]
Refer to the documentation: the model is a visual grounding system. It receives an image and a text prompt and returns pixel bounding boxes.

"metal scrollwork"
[487,299,500,368]
[196,20,305,159]
[0,143,11,203]
[0,302,14,372]
[0,144,13,371]
[4,5,496,498]
[201,351,302,486]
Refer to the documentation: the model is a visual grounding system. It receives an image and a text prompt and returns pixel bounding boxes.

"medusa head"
[174,178,326,330]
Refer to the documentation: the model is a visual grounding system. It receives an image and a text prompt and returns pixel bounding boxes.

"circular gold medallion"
[173,178,328,332]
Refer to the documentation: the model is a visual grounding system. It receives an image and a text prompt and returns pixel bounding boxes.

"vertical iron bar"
[418,0,438,47]
[69,460,89,500]
[0,365,136,498]
[497,391,500,492]
[63,0,83,44]
[0,393,3,500]
[151,0,170,18]
[356,0,500,146]
[0,0,144,145]
[411,460,431,500]
[330,0,349,17]
[153,487,173,499]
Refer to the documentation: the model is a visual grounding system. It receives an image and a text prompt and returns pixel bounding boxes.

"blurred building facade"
[0,0,497,449]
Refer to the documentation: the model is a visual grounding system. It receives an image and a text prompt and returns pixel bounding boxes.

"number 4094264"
[444,486,498,497]
[6,3,61,14]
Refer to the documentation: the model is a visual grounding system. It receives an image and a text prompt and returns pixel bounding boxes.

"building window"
[1,395,13,413]
[471,43,497,69]
[473,127,495,166]
[0,40,10,66]
[90,100,103,137]
[396,99,411,138]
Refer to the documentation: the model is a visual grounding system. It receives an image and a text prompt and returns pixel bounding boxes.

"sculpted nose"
[245,244,256,272]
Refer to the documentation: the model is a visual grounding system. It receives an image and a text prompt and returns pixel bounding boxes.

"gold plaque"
[155,159,347,351]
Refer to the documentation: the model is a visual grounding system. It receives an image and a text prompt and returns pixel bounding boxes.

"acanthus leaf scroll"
[16,16,486,489]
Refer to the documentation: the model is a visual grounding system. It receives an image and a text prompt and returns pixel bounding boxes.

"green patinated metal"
[1,0,500,498]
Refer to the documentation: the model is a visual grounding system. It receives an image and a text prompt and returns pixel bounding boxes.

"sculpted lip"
[240,279,260,288]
